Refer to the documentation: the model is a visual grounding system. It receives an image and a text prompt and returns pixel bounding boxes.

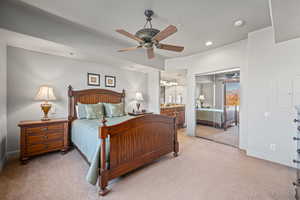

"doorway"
[195,69,240,147]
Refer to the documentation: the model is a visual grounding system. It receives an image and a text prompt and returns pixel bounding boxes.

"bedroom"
[1,0,300,200]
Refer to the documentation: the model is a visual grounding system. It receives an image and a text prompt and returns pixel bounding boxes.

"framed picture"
[105,75,116,88]
[87,73,100,86]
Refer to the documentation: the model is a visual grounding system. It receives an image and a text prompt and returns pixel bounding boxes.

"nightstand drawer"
[27,140,64,155]
[26,123,64,134]
[27,132,64,145]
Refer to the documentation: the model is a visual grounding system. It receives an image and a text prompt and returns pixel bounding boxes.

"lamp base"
[136,102,141,112]
[41,103,51,121]
[41,117,51,121]
[200,102,204,108]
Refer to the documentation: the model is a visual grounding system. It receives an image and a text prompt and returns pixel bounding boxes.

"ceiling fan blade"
[118,46,141,52]
[152,25,177,42]
[116,29,144,43]
[157,43,184,52]
[147,48,155,59]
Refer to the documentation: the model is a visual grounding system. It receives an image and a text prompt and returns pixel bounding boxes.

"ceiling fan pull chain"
[143,18,153,29]
[143,21,148,28]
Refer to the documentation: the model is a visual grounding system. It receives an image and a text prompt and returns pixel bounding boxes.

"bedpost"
[122,89,125,97]
[68,85,73,121]
[99,117,110,196]
[122,89,125,114]
[101,115,107,127]
[173,112,179,157]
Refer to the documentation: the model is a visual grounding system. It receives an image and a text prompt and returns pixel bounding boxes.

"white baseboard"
[6,150,20,160]
[0,151,20,172]
[247,149,293,168]
[0,156,6,172]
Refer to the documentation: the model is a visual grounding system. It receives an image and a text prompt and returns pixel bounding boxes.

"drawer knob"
[41,127,48,131]
[44,135,48,139]
[45,144,49,149]
[295,119,300,123]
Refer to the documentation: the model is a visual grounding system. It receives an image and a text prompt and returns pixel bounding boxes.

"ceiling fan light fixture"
[144,42,153,48]
[135,28,160,43]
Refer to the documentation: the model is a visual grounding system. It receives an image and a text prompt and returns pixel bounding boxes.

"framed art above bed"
[87,73,100,86]
[105,75,116,88]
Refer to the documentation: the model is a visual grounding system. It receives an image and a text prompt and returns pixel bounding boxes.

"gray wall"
[7,46,148,153]
[246,27,300,166]
[0,42,7,170]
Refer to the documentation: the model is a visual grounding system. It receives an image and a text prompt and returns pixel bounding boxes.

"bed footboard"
[99,114,178,196]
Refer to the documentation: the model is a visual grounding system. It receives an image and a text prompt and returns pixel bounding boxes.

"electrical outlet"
[270,144,276,151]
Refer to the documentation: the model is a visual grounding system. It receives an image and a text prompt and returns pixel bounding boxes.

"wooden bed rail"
[99,114,178,195]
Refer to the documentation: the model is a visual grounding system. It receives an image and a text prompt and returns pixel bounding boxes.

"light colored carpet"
[196,125,239,147]
[0,129,295,200]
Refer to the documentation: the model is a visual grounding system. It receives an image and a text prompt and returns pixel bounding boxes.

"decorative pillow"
[104,103,125,118]
[85,103,104,119]
[76,103,87,119]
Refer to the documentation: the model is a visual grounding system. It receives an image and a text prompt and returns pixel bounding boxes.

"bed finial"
[68,85,73,97]
[122,89,125,97]
[102,115,107,127]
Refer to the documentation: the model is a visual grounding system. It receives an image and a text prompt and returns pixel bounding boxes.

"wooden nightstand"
[18,119,69,164]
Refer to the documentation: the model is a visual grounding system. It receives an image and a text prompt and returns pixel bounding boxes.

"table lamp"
[34,86,56,121]
[199,95,205,108]
[135,92,144,112]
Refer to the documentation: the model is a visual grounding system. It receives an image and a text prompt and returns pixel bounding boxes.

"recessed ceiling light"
[234,19,245,27]
[205,41,213,46]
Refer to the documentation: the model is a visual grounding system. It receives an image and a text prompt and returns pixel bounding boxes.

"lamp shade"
[199,95,205,101]
[34,86,56,101]
[135,92,144,101]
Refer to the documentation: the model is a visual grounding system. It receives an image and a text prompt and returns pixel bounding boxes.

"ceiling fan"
[116,9,184,59]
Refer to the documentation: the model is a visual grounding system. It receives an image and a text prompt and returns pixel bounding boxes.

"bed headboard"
[68,85,125,121]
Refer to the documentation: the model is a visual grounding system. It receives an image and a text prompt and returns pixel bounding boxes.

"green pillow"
[104,103,125,118]
[85,103,104,119]
[76,103,87,119]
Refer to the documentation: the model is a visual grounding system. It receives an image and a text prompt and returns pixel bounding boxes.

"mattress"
[196,108,224,125]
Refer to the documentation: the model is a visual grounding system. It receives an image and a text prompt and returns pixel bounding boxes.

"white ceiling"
[270,0,300,43]
[18,0,271,58]
[0,28,155,72]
